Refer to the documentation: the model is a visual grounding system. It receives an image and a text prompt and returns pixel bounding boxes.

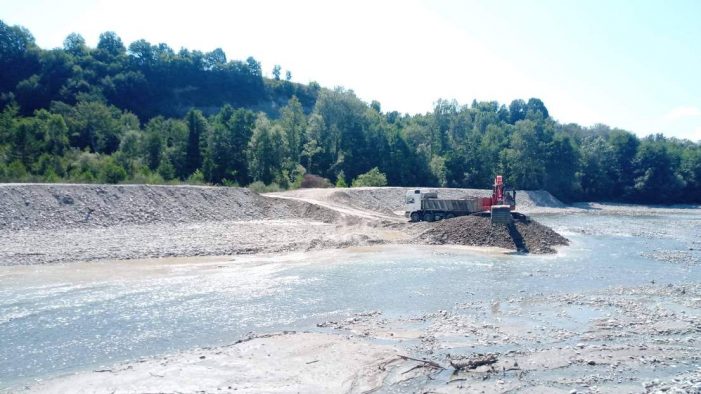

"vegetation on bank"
[1,21,700,203]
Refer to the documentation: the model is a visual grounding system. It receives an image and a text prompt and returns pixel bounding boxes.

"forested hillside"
[1,21,700,203]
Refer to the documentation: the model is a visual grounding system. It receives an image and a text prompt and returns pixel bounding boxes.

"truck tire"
[410,212,421,222]
[446,213,455,219]
[424,213,435,222]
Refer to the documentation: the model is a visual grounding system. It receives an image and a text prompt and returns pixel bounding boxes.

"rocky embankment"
[0,184,569,265]
[0,184,340,230]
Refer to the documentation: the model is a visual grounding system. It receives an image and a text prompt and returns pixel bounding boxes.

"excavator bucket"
[490,205,512,225]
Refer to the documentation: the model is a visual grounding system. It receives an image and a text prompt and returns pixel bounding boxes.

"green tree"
[248,114,287,184]
[204,105,255,184]
[280,96,307,165]
[63,33,88,57]
[100,157,127,183]
[184,109,208,175]
[351,167,387,187]
[632,136,684,203]
[66,100,123,153]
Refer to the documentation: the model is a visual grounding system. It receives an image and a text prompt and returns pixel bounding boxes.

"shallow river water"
[1,210,700,388]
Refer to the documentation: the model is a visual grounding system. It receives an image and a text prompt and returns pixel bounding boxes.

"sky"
[1,0,700,140]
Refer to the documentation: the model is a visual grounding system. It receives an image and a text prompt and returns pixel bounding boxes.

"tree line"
[1,20,700,203]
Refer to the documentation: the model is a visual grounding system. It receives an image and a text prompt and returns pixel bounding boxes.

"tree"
[525,98,549,120]
[95,31,125,61]
[66,101,122,153]
[100,157,127,183]
[184,109,208,175]
[508,99,526,124]
[504,120,549,189]
[144,131,162,170]
[0,20,40,95]
[280,96,306,164]
[248,114,287,184]
[577,136,615,200]
[632,136,685,203]
[351,167,387,187]
[272,65,281,80]
[608,129,639,198]
[63,33,88,57]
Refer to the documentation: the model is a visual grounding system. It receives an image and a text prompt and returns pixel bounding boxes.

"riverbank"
[18,249,700,393]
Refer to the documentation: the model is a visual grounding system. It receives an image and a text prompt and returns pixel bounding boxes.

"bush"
[351,167,387,187]
[186,169,206,185]
[100,160,127,184]
[6,160,28,181]
[300,173,333,188]
[248,181,282,193]
[127,170,166,185]
[157,158,176,180]
[335,170,348,188]
[222,179,239,187]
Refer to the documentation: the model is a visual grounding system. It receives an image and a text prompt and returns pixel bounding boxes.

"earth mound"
[417,214,568,254]
[0,184,341,231]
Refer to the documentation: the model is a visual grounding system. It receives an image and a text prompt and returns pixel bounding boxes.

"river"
[1,209,700,389]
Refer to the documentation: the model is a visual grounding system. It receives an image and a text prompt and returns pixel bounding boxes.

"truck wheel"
[446,213,455,219]
[410,212,421,222]
[424,213,435,222]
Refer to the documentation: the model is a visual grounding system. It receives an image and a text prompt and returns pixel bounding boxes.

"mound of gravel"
[417,214,569,254]
[0,184,341,231]
[325,187,565,215]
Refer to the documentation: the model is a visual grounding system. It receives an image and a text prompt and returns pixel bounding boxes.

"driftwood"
[449,354,498,371]
[378,354,445,374]
[398,355,445,370]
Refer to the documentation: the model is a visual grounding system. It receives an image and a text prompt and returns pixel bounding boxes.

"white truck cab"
[404,189,437,219]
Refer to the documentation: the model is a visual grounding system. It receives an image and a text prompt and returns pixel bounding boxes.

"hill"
[0,20,700,204]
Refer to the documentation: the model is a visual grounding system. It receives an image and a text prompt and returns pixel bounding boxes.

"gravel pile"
[417,214,569,254]
[327,187,565,214]
[0,184,340,230]
[0,183,570,264]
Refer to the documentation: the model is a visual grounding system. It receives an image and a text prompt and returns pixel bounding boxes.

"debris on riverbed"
[416,214,569,254]
[449,353,499,371]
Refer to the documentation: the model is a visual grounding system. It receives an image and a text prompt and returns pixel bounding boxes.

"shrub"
[335,170,348,188]
[248,181,282,193]
[351,167,387,187]
[100,159,127,184]
[186,169,206,185]
[300,173,333,188]
[222,179,239,187]
[6,160,28,181]
[127,170,166,185]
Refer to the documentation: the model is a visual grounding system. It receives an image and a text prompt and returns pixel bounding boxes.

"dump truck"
[405,175,516,224]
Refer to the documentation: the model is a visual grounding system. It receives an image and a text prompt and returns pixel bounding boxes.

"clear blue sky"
[1,0,699,140]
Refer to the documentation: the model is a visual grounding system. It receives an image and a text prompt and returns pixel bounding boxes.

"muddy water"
[1,211,700,388]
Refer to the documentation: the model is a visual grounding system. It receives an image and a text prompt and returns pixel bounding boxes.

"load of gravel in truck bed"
[417,214,569,254]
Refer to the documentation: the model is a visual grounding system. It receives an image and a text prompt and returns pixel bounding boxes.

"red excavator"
[404,175,516,224]
[484,175,516,224]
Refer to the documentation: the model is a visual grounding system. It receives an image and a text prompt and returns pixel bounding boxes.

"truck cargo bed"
[421,198,481,213]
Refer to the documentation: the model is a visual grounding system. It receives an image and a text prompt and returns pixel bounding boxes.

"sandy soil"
[26,332,409,394]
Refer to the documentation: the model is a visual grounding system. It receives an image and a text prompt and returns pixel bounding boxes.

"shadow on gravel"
[507,222,528,253]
